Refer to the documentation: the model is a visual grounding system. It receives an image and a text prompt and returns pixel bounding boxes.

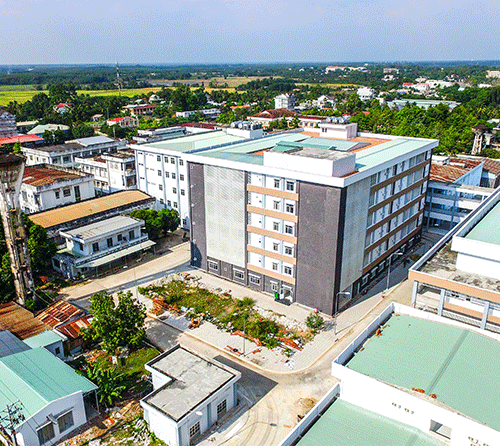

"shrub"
[306,313,325,330]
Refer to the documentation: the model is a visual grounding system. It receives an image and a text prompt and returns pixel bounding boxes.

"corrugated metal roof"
[73,135,114,146]
[0,302,51,340]
[56,316,92,340]
[0,330,31,358]
[23,166,85,187]
[0,348,96,428]
[29,190,153,229]
[62,215,141,241]
[36,301,84,328]
[23,330,67,348]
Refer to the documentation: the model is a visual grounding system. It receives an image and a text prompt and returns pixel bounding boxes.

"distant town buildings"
[357,87,376,101]
[107,116,139,128]
[388,99,460,111]
[274,93,296,110]
[0,108,17,138]
[20,164,95,214]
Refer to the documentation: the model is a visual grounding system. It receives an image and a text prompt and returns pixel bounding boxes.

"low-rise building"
[424,156,493,233]
[388,99,460,111]
[0,108,17,138]
[123,103,158,116]
[27,123,70,137]
[141,345,240,446]
[312,95,337,109]
[76,149,137,194]
[21,136,126,168]
[175,108,221,119]
[357,87,376,101]
[274,93,296,110]
[0,347,98,446]
[52,215,155,279]
[107,116,139,128]
[20,165,95,214]
[23,330,67,359]
[248,109,298,127]
[53,102,71,114]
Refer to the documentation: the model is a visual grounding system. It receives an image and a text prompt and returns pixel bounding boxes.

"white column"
[481,301,490,330]
[438,289,446,316]
[411,281,418,307]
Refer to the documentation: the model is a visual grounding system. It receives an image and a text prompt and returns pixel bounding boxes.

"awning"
[77,240,156,268]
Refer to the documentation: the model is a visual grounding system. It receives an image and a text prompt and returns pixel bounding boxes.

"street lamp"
[385,251,404,293]
[334,292,351,335]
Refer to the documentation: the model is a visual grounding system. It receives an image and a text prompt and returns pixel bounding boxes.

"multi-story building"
[21,136,126,168]
[274,93,296,110]
[357,87,376,101]
[0,108,17,138]
[107,116,139,128]
[20,165,95,214]
[424,156,493,233]
[52,215,154,279]
[75,150,137,194]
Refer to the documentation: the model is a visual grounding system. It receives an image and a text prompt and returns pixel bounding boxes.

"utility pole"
[0,401,25,446]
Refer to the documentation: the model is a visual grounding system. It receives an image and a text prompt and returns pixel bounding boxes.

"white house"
[274,93,296,110]
[21,164,95,214]
[107,116,139,128]
[52,215,154,279]
[23,330,67,360]
[0,347,98,446]
[141,345,240,446]
[357,87,376,101]
[75,149,137,194]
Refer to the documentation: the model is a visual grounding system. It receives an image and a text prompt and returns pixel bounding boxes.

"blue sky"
[1,0,499,64]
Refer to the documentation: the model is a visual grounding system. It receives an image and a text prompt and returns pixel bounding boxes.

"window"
[173,187,177,193]
[272,262,278,271]
[217,400,227,418]
[78,242,83,251]
[249,274,261,285]
[182,218,187,226]
[284,246,293,255]
[117,234,122,241]
[181,189,185,196]
[285,225,293,235]
[57,411,74,433]
[129,230,135,240]
[164,156,168,162]
[179,159,184,166]
[173,202,178,208]
[158,170,161,176]
[157,155,161,162]
[172,173,176,179]
[284,266,292,275]
[189,422,201,439]
[37,423,55,444]
[285,203,294,213]
[107,238,113,248]
[63,188,71,197]
[167,200,171,207]
[159,184,163,191]
[286,181,294,191]
[273,222,279,231]
[271,282,279,292]
[165,171,169,178]
[273,243,279,252]
[55,347,61,355]
[273,200,280,210]
[208,260,218,271]
[170,157,175,164]
[92,242,99,252]
[234,270,244,280]
[180,174,184,181]
[274,178,280,188]
[55,191,60,199]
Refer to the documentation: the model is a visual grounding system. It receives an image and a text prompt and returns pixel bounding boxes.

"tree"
[158,208,180,235]
[83,363,126,407]
[72,123,95,139]
[305,313,325,330]
[27,224,57,273]
[81,291,146,352]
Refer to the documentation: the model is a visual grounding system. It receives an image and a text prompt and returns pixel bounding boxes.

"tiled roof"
[181,122,217,129]
[430,163,470,183]
[251,109,298,119]
[0,302,51,340]
[0,134,43,145]
[23,166,84,187]
[36,300,85,328]
[449,157,482,169]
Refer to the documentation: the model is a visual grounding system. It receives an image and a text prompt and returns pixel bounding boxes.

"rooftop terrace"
[347,314,500,431]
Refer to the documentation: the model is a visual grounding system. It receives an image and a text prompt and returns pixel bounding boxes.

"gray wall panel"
[295,182,344,315]
[204,165,246,268]
[188,163,207,269]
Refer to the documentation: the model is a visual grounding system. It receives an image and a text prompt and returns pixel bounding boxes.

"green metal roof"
[347,314,500,431]
[23,330,66,349]
[0,347,96,427]
[297,399,444,446]
[465,200,500,246]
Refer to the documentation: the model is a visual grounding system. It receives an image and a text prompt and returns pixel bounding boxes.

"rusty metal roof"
[36,300,84,328]
[29,190,153,229]
[0,302,51,340]
[23,165,85,187]
[430,163,472,183]
[56,316,92,339]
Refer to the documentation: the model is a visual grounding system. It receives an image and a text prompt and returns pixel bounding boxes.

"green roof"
[296,399,444,446]
[347,315,500,431]
[23,330,66,349]
[0,347,96,427]
[465,200,500,246]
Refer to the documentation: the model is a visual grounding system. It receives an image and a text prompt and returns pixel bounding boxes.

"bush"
[306,313,325,330]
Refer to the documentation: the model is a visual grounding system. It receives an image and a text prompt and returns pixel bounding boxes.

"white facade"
[20,166,95,214]
[53,215,152,279]
[274,93,296,110]
[140,346,240,446]
[0,109,17,138]
[357,87,376,101]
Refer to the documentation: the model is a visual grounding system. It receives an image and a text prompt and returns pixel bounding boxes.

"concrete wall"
[204,165,246,268]
[17,391,87,446]
[340,177,371,291]
[189,163,207,269]
[295,181,344,315]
